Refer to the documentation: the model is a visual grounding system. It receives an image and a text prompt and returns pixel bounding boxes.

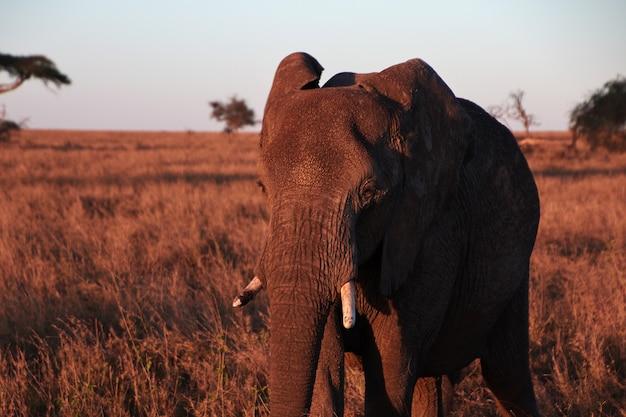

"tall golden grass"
[0,130,624,416]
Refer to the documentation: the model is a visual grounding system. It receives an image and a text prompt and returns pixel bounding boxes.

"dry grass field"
[0,129,624,416]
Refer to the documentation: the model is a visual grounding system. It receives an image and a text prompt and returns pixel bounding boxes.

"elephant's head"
[234,52,470,416]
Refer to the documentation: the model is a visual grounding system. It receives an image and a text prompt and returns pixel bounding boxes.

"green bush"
[570,76,626,151]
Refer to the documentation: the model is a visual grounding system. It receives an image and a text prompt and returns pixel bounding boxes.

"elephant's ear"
[362,59,471,297]
[265,52,323,108]
[261,52,323,143]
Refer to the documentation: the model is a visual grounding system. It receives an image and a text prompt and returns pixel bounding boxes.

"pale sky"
[2,0,625,131]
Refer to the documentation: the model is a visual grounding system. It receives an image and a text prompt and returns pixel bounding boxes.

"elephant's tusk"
[232,276,263,308]
[340,280,356,329]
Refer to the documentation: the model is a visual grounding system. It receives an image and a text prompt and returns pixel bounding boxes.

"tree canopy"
[570,75,626,150]
[0,53,71,94]
[209,96,256,133]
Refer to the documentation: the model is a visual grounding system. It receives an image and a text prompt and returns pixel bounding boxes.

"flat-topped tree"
[209,96,256,133]
[0,53,71,94]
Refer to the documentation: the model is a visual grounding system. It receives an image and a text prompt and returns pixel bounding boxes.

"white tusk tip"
[343,316,355,329]
[232,275,264,309]
[340,280,357,329]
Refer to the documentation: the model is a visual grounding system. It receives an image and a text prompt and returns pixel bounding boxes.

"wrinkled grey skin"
[248,52,540,417]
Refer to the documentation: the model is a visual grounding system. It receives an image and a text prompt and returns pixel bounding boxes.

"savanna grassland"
[0,130,624,416]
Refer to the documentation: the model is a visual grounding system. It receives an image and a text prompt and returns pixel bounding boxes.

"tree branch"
[0,77,25,94]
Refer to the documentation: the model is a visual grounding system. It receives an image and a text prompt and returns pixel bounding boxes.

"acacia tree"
[487,104,510,127]
[0,53,71,94]
[507,90,539,137]
[209,96,256,133]
[489,89,539,137]
[570,75,625,150]
[0,53,70,142]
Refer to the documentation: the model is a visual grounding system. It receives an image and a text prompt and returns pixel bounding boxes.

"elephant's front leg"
[310,302,345,417]
[363,316,418,417]
[412,376,454,417]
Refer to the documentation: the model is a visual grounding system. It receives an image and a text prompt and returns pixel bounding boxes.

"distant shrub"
[0,105,22,142]
[0,119,20,142]
[209,96,256,133]
[570,75,626,151]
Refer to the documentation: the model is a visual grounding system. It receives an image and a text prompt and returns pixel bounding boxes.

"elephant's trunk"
[262,202,355,416]
[268,280,330,416]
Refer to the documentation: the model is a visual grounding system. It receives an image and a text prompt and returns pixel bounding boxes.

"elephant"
[233,52,541,417]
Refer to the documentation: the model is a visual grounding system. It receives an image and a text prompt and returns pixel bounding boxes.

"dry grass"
[0,130,624,416]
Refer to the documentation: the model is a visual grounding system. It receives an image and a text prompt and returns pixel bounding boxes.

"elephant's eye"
[358,180,379,208]
[256,179,267,194]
